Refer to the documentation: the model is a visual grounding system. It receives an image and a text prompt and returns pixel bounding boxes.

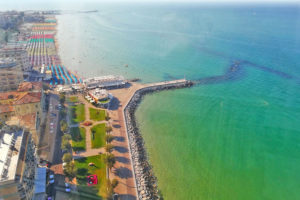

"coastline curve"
[123,80,193,199]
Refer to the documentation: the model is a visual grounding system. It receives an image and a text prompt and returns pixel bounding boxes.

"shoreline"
[123,81,193,199]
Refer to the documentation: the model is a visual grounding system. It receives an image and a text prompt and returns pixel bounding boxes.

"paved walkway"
[71,95,107,157]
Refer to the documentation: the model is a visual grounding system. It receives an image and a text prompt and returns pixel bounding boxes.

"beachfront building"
[0,47,31,72]
[83,75,127,90]
[87,88,113,108]
[0,58,24,92]
[0,105,15,121]
[0,126,38,200]
[0,83,45,144]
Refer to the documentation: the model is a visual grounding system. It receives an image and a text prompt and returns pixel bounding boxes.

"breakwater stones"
[124,80,193,200]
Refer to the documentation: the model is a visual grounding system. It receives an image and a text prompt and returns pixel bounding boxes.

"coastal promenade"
[107,78,192,199]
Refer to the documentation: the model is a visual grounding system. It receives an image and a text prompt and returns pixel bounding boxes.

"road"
[45,92,64,199]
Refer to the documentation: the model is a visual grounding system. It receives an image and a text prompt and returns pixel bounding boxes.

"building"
[0,105,15,121]
[88,88,113,108]
[0,83,45,144]
[84,75,127,90]
[0,58,24,92]
[0,46,32,71]
[18,82,43,92]
[0,47,31,72]
[0,126,37,200]
[32,167,46,200]
[14,92,42,117]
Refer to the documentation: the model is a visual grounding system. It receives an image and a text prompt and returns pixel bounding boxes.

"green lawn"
[91,124,106,148]
[70,127,86,151]
[67,96,79,103]
[99,99,110,104]
[89,108,106,121]
[74,155,107,199]
[70,104,85,124]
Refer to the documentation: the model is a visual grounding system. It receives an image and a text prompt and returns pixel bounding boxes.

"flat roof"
[0,129,24,182]
[34,167,46,194]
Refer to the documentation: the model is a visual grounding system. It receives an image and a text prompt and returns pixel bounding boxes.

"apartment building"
[0,58,24,92]
[0,126,38,200]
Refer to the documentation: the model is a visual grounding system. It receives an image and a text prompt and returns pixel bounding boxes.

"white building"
[84,75,127,90]
[0,126,38,200]
[88,88,113,108]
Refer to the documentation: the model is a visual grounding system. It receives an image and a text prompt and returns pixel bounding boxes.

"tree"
[62,153,72,163]
[105,126,112,133]
[105,113,110,121]
[63,162,77,180]
[105,135,115,143]
[59,93,65,104]
[103,179,114,200]
[60,110,66,118]
[111,179,119,189]
[61,139,71,150]
[104,144,114,153]
[62,134,71,141]
[60,120,68,133]
[104,153,116,171]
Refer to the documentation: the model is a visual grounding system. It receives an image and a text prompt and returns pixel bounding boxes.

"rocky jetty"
[124,80,193,200]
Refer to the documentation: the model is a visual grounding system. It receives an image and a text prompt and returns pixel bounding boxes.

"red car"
[87,175,98,185]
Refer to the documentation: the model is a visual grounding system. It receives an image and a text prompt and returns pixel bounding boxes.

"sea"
[3,2,300,200]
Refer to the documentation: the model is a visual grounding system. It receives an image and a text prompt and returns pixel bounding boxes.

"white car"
[49,174,54,184]
[65,183,71,192]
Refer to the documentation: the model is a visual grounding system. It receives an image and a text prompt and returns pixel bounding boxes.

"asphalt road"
[46,92,64,199]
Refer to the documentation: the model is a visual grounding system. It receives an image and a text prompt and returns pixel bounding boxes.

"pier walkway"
[105,78,192,199]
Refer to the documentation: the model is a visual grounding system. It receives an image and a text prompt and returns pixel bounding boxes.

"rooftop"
[0,58,17,68]
[14,92,42,105]
[84,75,125,83]
[89,88,109,100]
[18,82,43,92]
[0,91,26,101]
[0,105,15,114]
[0,128,24,182]
[84,75,126,88]
[34,167,46,194]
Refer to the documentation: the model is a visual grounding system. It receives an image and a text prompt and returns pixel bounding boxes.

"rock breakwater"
[123,80,193,200]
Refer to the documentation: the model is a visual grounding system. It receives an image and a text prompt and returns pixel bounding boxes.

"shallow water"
[55,3,300,199]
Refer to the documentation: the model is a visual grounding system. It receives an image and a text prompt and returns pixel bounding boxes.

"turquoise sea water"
[8,2,300,199]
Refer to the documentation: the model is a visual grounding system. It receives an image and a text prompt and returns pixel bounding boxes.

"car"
[65,183,71,192]
[51,113,57,117]
[49,174,54,184]
[47,196,52,200]
[87,175,98,185]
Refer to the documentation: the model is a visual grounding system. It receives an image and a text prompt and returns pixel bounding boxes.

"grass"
[99,99,110,104]
[70,104,85,124]
[67,96,79,103]
[89,108,106,121]
[74,155,107,199]
[91,123,106,148]
[70,127,86,151]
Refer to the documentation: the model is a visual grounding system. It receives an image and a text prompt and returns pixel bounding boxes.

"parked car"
[49,174,54,184]
[65,183,71,192]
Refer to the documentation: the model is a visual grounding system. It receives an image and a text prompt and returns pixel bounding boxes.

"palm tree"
[104,153,116,173]
[104,144,114,153]
[105,134,115,143]
[105,126,112,133]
